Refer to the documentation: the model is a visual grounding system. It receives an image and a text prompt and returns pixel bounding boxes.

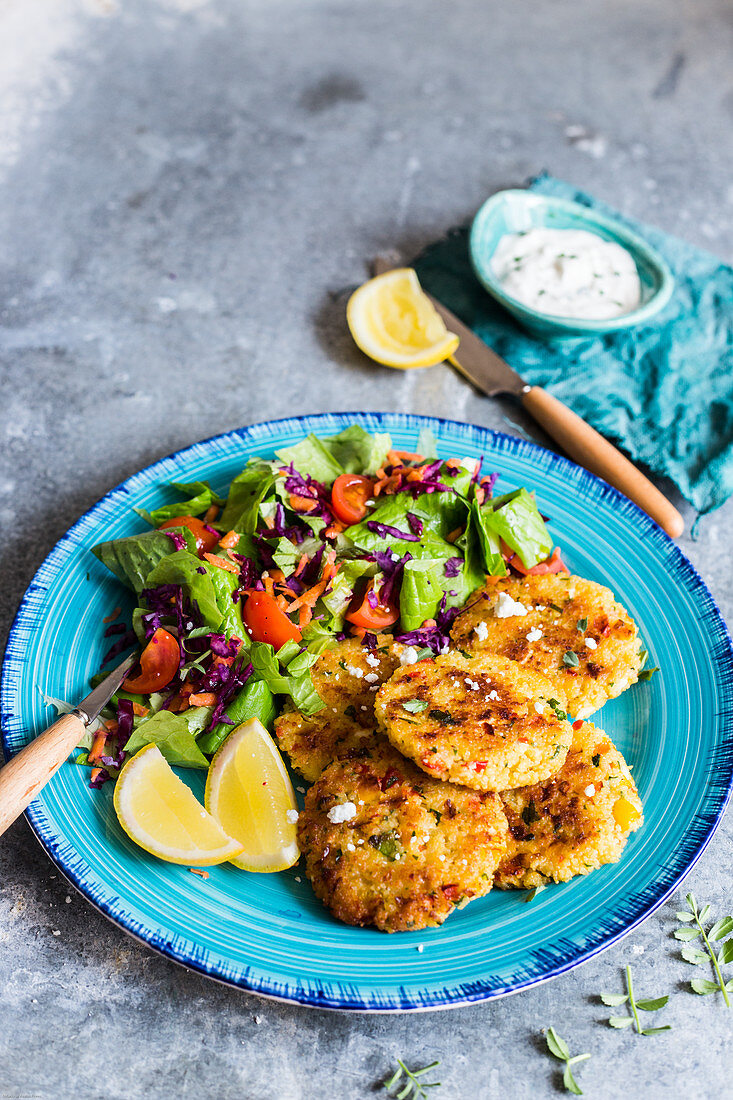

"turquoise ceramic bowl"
[469,189,675,339]
[2,412,732,1011]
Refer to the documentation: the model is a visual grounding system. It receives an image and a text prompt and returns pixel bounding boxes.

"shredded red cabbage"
[469,455,483,486]
[116,698,134,747]
[102,629,136,666]
[164,530,188,551]
[374,549,412,605]
[406,512,424,536]
[482,472,498,496]
[361,632,377,650]
[395,594,461,654]
[443,557,463,578]
[89,769,111,789]
[366,520,421,542]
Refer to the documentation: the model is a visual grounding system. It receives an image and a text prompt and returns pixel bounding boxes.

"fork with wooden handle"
[372,255,684,538]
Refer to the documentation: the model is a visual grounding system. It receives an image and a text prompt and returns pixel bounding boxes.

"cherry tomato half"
[160,516,219,557]
[124,627,180,694]
[330,474,374,526]
[345,583,399,630]
[506,544,569,576]
[243,592,302,649]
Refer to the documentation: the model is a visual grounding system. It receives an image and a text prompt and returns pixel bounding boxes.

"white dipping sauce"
[491,227,641,320]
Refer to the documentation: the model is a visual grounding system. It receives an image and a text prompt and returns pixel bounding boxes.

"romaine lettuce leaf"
[275,434,345,483]
[320,425,392,475]
[196,678,276,756]
[481,488,552,569]
[319,558,376,630]
[466,500,506,577]
[123,708,211,769]
[134,481,224,527]
[92,527,197,594]
[219,460,276,532]
[249,641,324,716]
[206,563,245,640]
[399,558,445,631]
[143,550,223,629]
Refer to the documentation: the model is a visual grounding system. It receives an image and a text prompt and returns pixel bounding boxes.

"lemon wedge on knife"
[205,718,300,873]
[113,743,244,865]
[347,268,459,369]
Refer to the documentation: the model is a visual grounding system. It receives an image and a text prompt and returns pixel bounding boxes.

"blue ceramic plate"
[3,412,732,1012]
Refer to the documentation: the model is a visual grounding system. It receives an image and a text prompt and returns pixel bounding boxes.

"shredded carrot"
[287,558,339,615]
[204,504,219,523]
[102,606,121,623]
[445,458,463,470]
[212,654,234,668]
[262,574,275,596]
[203,552,239,575]
[289,493,318,513]
[269,568,286,584]
[132,702,149,717]
[88,728,108,765]
[90,767,104,783]
[446,527,464,543]
[276,594,290,612]
[298,603,312,628]
[262,514,275,530]
[219,530,239,550]
[294,553,310,577]
[390,450,424,463]
[188,868,210,879]
[188,692,218,707]
[324,521,345,539]
[474,485,485,506]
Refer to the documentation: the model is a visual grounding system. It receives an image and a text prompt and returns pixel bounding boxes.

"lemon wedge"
[204,718,300,873]
[347,268,459,369]
[113,743,245,866]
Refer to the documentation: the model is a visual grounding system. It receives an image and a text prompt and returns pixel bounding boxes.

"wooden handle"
[522,386,684,538]
[0,712,87,838]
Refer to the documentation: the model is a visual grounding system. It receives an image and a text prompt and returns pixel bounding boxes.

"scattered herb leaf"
[383,1059,441,1099]
[604,965,672,1035]
[428,709,458,726]
[562,651,580,668]
[548,698,568,721]
[576,617,588,632]
[523,883,546,904]
[676,893,733,1006]
[545,1028,590,1095]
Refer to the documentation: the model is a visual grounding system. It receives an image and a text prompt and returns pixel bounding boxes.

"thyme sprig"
[675,892,733,1005]
[383,1060,441,1099]
[545,1028,590,1095]
[601,964,671,1035]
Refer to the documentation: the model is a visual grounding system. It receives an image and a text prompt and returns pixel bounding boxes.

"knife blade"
[426,295,529,398]
[74,651,139,725]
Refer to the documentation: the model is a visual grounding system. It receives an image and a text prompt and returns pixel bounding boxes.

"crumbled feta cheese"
[534,701,545,714]
[346,842,355,852]
[365,653,380,668]
[487,689,499,701]
[474,620,489,641]
[439,644,450,655]
[526,627,543,642]
[438,853,446,861]
[345,664,364,679]
[584,784,596,797]
[400,646,419,666]
[327,801,357,824]
[364,672,379,683]
[466,678,480,691]
[286,809,299,824]
[584,637,598,650]
[416,944,424,953]
[494,592,528,618]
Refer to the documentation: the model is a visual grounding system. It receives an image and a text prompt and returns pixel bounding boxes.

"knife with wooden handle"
[0,652,137,838]
[372,256,684,538]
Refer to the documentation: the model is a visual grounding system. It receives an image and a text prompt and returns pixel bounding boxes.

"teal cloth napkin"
[413,174,733,516]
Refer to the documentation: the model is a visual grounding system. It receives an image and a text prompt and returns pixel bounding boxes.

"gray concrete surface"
[2,1,733,1097]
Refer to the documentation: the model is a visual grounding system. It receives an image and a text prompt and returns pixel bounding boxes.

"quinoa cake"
[450,574,644,718]
[275,637,400,781]
[495,720,643,889]
[374,652,574,791]
[297,739,509,932]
